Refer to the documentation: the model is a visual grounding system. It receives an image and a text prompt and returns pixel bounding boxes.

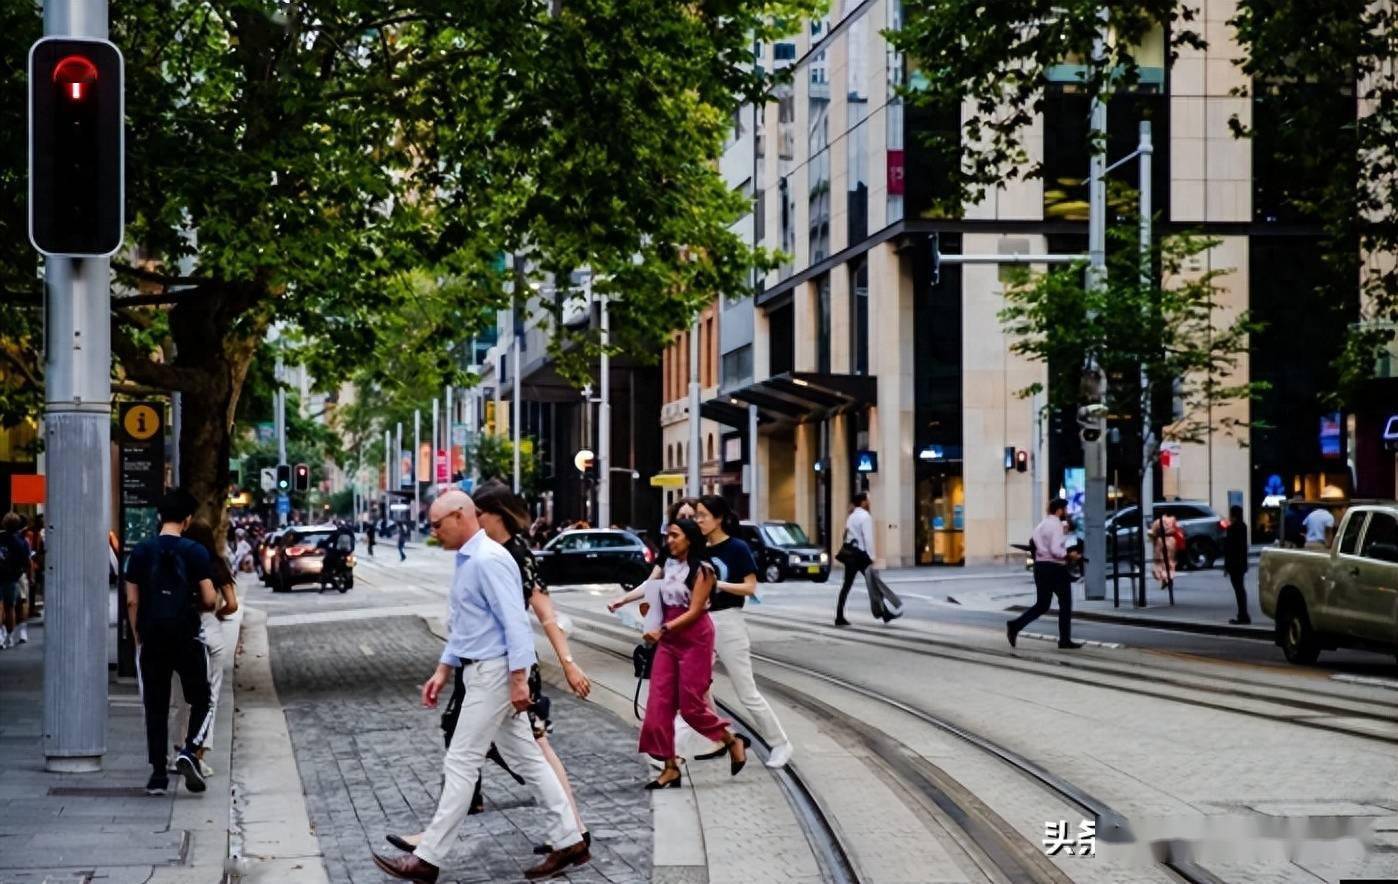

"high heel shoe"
[728,734,750,777]
[645,772,682,790]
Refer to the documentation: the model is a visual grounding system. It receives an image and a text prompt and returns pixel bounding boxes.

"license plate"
[807,565,821,574]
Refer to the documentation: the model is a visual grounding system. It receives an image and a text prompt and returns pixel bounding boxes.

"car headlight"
[819,552,829,564]
[789,553,801,566]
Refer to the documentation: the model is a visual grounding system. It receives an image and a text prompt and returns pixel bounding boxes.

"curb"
[1005,605,1273,640]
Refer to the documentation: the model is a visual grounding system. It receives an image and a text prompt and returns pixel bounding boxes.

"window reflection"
[809,42,831,262]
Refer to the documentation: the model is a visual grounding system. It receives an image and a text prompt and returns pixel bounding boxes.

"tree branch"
[112,262,214,289]
[111,331,197,392]
[0,342,42,390]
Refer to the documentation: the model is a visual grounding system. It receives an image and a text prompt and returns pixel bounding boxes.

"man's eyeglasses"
[430,509,463,532]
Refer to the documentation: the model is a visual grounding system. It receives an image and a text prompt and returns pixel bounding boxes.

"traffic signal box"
[29,37,124,257]
[293,463,310,492]
[276,464,291,492]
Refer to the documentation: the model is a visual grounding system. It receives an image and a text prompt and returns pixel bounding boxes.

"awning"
[724,371,876,425]
[700,398,771,429]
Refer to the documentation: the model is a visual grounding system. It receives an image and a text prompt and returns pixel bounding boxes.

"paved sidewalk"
[0,617,238,883]
[266,614,652,884]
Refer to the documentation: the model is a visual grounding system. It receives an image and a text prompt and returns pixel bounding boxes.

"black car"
[535,529,654,588]
[736,520,829,583]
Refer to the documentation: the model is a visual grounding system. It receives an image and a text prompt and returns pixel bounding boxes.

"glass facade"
[808,39,831,263]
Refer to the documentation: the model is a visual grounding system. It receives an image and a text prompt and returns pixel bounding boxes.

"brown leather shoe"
[371,851,439,883]
[523,840,590,879]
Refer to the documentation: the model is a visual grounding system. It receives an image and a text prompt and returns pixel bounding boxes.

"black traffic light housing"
[1015,449,1029,472]
[29,37,124,256]
[276,464,291,492]
[293,463,310,492]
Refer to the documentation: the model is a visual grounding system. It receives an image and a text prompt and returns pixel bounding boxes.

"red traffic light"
[52,55,97,103]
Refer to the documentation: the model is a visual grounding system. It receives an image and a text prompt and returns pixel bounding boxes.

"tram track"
[739,609,1398,745]
[558,602,1222,884]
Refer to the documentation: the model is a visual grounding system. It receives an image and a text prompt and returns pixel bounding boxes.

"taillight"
[644,547,654,564]
[1219,519,1229,530]
[286,546,322,557]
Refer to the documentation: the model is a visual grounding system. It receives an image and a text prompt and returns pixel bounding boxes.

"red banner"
[886,149,905,196]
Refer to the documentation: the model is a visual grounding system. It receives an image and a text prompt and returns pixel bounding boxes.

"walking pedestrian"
[835,492,900,625]
[386,481,593,857]
[397,520,408,562]
[181,521,241,777]
[122,490,218,795]
[693,495,794,769]
[1150,509,1182,592]
[366,518,376,557]
[371,490,588,882]
[1224,505,1251,625]
[0,513,31,649]
[638,518,749,789]
[1007,498,1083,650]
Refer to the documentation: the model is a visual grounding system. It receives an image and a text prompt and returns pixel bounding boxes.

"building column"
[794,421,818,536]
[829,412,852,546]
[866,240,916,568]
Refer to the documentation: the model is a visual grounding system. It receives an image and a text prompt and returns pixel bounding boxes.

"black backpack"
[0,532,25,583]
[140,543,199,637]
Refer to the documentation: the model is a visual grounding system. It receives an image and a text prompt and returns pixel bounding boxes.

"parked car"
[1104,500,1228,570]
[534,528,653,588]
[1259,503,1398,665]
[735,520,829,583]
[270,524,356,592]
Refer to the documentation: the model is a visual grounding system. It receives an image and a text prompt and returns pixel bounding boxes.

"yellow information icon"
[122,404,162,442]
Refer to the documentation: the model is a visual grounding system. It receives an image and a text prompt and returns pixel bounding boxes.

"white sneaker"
[198,759,214,778]
[16,625,27,644]
[0,626,8,647]
[765,741,794,769]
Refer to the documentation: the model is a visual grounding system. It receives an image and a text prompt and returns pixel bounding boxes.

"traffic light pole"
[41,0,111,773]
[598,290,611,528]
[1082,11,1110,602]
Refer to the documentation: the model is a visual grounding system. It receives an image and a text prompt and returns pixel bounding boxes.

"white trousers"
[198,614,224,751]
[415,657,581,868]
[709,608,788,746]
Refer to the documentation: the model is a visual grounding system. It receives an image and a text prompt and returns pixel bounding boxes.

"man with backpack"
[0,512,32,649]
[122,490,219,795]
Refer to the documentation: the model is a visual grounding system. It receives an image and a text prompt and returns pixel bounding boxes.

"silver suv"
[1104,500,1229,570]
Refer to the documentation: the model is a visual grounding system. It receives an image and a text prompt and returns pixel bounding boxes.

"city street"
[232,545,1398,883]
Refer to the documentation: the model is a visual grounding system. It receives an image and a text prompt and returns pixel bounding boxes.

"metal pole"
[41,0,111,773]
[598,291,611,527]
[1137,120,1154,608]
[687,320,701,497]
[512,331,522,494]
[395,421,403,523]
[170,391,181,486]
[1082,9,1109,602]
[383,429,391,521]
[431,398,439,492]
[748,403,761,521]
[445,386,454,480]
[413,409,421,530]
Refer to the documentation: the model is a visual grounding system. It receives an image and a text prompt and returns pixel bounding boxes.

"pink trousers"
[638,606,729,759]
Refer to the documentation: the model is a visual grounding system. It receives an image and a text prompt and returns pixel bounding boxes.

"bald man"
[372,491,588,882]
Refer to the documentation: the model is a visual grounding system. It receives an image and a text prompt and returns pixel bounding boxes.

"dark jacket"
[1224,520,1248,574]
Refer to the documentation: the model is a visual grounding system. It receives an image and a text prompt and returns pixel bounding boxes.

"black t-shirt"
[707,536,757,612]
[124,534,211,635]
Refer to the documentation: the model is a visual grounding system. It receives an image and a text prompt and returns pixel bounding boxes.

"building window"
[816,275,831,374]
[722,345,754,388]
[1253,84,1355,224]
[850,259,869,375]
[768,303,795,377]
[707,435,715,462]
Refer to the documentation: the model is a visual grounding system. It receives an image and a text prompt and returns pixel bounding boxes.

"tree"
[0,0,819,536]
[468,433,543,496]
[999,212,1266,492]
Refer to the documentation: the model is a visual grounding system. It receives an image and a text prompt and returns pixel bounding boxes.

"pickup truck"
[1259,503,1398,665]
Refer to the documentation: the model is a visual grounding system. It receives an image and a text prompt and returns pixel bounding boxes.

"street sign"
[260,467,277,492]
[649,474,686,489]
[435,450,448,483]
[855,450,879,474]
[119,443,163,508]
[1160,441,1182,469]
[117,401,162,443]
[276,494,291,517]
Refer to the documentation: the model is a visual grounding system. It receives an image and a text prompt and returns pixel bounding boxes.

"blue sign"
[276,494,291,516]
[457,478,475,493]
[855,450,879,473]
[1264,474,1286,497]
[1319,413,1342,458]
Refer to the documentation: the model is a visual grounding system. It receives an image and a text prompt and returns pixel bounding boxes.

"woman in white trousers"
[181,521,240,775]
[692,495,793,769]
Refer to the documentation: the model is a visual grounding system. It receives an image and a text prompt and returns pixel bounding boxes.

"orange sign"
[11,474,45,505]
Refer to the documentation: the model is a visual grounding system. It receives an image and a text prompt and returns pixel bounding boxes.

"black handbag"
[632,642,654,719]
[835,540,861,565]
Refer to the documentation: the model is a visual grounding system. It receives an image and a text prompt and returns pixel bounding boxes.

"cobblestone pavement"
[268,615,652,884]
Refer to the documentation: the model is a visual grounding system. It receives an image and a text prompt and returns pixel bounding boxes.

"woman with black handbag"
[836,491,901,625]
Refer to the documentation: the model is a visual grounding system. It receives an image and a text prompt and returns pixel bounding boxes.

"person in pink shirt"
[1007,498,1083,650]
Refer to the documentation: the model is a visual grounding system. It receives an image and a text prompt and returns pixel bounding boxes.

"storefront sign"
[855,450,879,473]
[1385,415,1398,451]
[887,149,905,195]
[1319,413,1342,458]
[919,444,945,461]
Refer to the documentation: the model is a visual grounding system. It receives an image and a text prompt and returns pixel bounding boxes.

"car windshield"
[763,522,809,546]
[286,530,334,547]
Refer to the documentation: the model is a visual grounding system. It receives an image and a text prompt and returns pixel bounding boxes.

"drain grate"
[47,786,152,797]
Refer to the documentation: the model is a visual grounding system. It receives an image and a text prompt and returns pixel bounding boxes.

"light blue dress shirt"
[440,529,537,672]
